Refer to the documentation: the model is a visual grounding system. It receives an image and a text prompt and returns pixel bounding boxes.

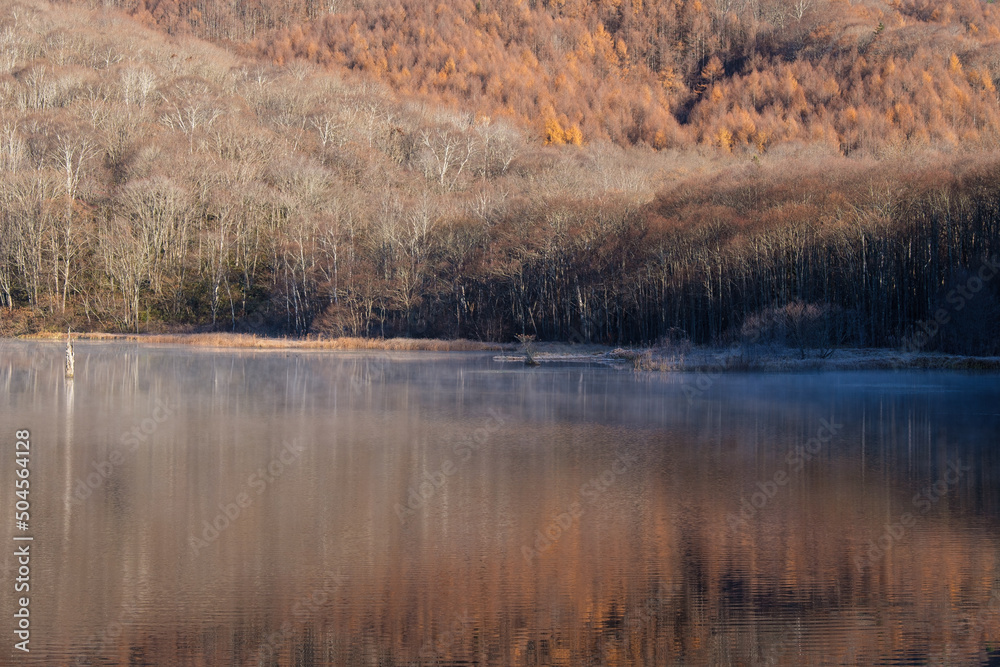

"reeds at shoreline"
[19,331,506,352]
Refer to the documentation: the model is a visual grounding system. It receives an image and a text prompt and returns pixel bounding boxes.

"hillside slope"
[104,0,1000,152]
[1,0,999,355]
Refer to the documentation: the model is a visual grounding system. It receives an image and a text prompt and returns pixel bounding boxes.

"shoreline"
[9,332,1000,371]
[14,331,508,352]
[498,346,1000,371]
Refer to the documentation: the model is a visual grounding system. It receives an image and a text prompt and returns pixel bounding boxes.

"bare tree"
[51,130,95,311]
[475,118,520,180]
[0,26,21,72]
[0,197,16,309]
[119,65,157,108]
[160,80,223,153]
[420,125,478,191]
[278,212,323,334]
[0,124,27,173]
[5,170,58,308]
[203,202,234,328]
[309,107,356,150]
[99,216,151,331]
[119,177,192,297]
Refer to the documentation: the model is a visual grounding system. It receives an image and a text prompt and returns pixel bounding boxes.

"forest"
[109,0,1000,151]
[1,0,1000,354]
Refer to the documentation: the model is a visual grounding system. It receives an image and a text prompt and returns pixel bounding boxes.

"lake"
[1,341,999,665]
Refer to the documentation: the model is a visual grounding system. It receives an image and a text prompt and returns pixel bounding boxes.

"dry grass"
[19,331,505,351]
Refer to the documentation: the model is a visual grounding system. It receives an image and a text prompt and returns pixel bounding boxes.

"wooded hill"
[1,0,999,354]
[111,0,1000,152]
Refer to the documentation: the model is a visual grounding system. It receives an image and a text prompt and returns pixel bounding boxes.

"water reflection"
[0,341,999,665]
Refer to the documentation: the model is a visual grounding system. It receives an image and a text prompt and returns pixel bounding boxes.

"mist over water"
[1,341,999,665]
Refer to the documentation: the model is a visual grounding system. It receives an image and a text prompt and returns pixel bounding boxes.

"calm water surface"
[1,341,999,666]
